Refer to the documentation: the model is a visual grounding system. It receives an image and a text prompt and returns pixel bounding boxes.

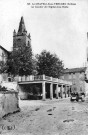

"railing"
[18,75,34,82]
[52,78,58,82]
[13,75,72,85]
[58,79,64,84]
[45,76,51,80]
[34,75,43,80]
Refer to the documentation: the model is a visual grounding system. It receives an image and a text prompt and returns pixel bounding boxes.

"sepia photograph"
[0,0,88,134]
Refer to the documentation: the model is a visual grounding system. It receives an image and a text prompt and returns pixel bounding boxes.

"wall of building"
[0,47,9,83]
[0,48,8,63]
[61,71,85,93]
[13,34,31,51]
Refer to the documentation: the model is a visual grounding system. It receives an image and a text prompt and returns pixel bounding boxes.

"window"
[28,41,30,46]
[17,38,21,41]
[73,73,75,79]
[69,73,72,79]
[8,77,12,82]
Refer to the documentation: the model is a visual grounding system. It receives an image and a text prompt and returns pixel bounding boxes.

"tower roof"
[17,16,27,35]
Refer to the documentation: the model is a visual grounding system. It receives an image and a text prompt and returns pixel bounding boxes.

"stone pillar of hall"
[42,81,46,100]
[65,85,67,98]
[68,86,70,97]
[56,84,59,99]
[50,83,53,100]
[60,85,63,98]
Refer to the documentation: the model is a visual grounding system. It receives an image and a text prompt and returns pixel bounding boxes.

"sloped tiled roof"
[0,45,10,54]
[63,67,86,74]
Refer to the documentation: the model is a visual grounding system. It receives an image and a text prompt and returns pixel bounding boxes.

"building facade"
[0,45,10,82]
[0,45,9,63]
[61,67,87,93]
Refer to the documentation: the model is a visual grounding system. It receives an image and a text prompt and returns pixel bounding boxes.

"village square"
[0,14,87,135]
[0,1,88,135]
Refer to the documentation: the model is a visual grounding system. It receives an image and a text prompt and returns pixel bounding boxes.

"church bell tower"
[13,16,31,50]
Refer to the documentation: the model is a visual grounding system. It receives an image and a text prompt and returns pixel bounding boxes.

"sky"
[0,0,88,68]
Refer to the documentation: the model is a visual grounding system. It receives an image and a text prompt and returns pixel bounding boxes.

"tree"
[1,44,33,76]
[32,55,38,75]
[36,50,64,78]
[0,61,8,73]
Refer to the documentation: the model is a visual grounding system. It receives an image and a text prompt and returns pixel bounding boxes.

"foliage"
[36,50,64,78]
[0,61,8,73]
[0,44,33,76]
[32,56,38,75]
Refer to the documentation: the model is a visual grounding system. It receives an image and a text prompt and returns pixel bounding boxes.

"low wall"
[1,82,18,91]
[0,91,20,118]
